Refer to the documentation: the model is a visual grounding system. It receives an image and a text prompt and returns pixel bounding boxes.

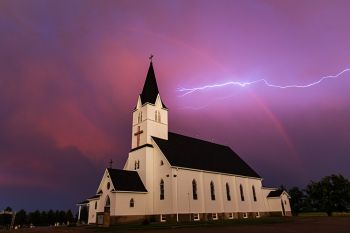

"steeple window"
[155,110,161,123]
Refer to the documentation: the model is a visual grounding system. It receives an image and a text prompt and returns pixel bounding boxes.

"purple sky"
[1,0,350,211]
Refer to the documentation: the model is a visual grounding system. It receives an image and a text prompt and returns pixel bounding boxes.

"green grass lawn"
[298,212,350,217]
[298,212,328,217]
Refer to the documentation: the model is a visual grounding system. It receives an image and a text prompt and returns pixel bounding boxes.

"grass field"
[298,212,329,216]
[4,216,350,233]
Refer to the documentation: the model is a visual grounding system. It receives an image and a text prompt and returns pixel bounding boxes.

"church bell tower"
[131,62,168,150]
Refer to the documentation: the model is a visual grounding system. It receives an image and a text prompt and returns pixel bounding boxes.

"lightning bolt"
[178,68,350,96]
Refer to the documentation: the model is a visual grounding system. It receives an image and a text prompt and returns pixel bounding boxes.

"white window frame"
[193,213,200,221]
[212,213,218,220]
[228,212,233,219]
[160,214,166,222]
[243,212,248,219]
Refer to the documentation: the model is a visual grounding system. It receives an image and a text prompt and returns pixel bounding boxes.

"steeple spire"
[140,61,166,108]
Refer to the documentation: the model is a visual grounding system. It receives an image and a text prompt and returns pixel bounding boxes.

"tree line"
[0,207,76,229]
[288,174,350,216]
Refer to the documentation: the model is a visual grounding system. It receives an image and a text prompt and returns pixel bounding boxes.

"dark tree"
[54,210,60,224]
[79,206,88,223]
[66,210,74,224]
[0,213,11,228]
[47,210,55,226]
[289,187,305,215]
[58,210,66,224]
[40,211,48,226]
[306,174,350,216]
[4,207,12,212]
[28,210,41,226]
[14,210,27,226]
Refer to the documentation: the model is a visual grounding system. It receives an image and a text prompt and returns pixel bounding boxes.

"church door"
[104,196,111,213]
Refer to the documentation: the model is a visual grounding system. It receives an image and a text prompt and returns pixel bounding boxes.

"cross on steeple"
[149,54,154,62]
[134,126,144,147]
[109,159,113,169]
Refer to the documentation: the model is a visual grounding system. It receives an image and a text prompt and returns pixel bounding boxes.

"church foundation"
[104,212,280,225]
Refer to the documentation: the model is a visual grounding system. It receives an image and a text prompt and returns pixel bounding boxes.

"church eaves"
[139,62,167,108]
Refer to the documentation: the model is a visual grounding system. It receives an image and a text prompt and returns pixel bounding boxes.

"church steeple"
[131,61,168,150]
[139,62,166,108]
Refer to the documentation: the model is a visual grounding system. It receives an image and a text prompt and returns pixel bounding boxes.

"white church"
[78,62,291,226]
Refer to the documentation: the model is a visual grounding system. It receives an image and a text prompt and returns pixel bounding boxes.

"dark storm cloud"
[0,119,101,211]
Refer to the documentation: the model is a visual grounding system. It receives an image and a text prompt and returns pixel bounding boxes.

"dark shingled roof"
[139,62,166,108]
[107,168,147,192]
[77,200,89,205]
[87,194,101,200]
[267,189,284,198]
[152,132,261,178]
[77,194,100,205]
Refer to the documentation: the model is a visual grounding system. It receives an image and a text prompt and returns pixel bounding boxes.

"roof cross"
[149,54,154,62]
[109,159,113,169]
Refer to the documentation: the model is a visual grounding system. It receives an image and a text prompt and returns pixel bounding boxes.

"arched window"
[252,186,257,202]
[134,161,137,170]
[160,179,164,200]
[192,179,198,200]
[240,184,245,201]
[160,160,164,166]
[95,201,97,210]
[210,181,215,200]
[155,110,161,123]
[130,198,134,207]
[104,195,110,213]
[226,183,231,201]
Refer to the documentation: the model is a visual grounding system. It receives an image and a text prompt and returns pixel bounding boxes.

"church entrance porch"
[104,196,111,213]
[96,195,111,227]
[96,212,110,227]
